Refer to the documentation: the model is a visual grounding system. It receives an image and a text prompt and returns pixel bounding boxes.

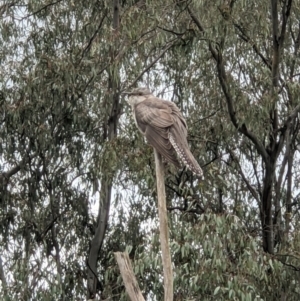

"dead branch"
[114,252,145,301]
[154,149,173,301]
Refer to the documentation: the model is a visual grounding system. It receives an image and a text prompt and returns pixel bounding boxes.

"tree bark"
[87,180,112,298]
[261,164,275,254]
[114,252,145,301]
[154,150,173,301]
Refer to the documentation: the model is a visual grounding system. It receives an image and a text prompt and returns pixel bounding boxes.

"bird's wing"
[144,126,181,167]
[135,98,174,128]
[164,100,188,142]
[135,97,187,131]
[134,97,182,167]
[161,99,188,134]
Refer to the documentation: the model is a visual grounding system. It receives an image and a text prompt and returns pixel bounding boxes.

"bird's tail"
[169,132,203,179]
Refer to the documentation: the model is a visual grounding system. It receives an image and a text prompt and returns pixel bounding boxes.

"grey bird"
[124,87,203,179]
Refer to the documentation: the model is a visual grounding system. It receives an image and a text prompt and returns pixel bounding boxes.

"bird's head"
[123,87,152,105]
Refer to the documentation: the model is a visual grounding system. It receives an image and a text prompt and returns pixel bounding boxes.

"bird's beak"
[121,91,132,102]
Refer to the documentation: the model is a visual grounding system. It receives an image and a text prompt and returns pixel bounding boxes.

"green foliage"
[105,214,299,300]
[1,0,300,300]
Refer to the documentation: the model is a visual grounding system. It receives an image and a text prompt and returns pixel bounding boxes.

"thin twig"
[125,39,177,91]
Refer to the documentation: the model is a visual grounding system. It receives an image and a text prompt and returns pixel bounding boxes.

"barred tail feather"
[169,133,203,179]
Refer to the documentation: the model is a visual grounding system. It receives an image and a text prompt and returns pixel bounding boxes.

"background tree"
[0,0,300,300]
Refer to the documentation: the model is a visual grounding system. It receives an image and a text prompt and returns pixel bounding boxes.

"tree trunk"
[87,0,120,298]
[261,164,275,254]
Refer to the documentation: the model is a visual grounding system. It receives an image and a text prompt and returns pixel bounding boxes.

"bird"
[124,87,203,179]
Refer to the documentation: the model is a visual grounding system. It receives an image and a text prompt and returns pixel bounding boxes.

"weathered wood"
[154,149,173,301]
[114,252,145,301]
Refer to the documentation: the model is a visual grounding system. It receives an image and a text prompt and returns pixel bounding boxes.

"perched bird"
[124,87,203,179]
